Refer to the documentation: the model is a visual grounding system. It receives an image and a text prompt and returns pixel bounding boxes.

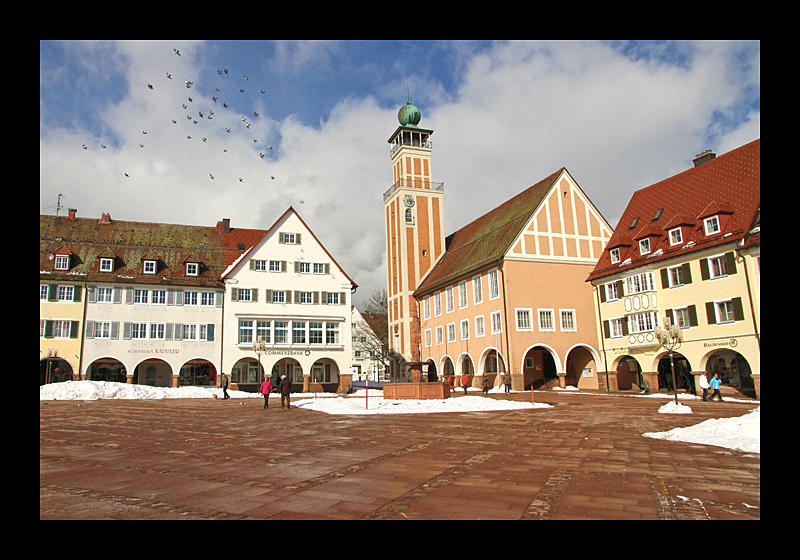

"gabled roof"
[414,168,564,296]
[220,206,358,289]
[587,138,760,282]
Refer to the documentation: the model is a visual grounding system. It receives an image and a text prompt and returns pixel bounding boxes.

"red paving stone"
[40,391,760,520]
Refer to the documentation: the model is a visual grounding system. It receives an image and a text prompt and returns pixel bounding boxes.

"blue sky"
[40,40,760,307]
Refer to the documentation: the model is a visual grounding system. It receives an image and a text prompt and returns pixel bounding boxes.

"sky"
[40,40,760,309]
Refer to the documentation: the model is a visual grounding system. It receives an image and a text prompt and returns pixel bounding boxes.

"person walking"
[461,373,469,394]
[699,372,710,401]
[482,375,489,395]
[259,376,274,409]
[278,374,292,408]
[221,373,230,400]
[503,372,511,394]
[709,372,723,402]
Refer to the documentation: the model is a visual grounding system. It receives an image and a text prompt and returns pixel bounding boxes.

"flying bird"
[260,153,265,159]
[166,72,172,79]
[101,144,107,148]
[174,48,181,56]
[271,176,276,180]
[148,84,153,89]
[223,103,228,108]
[224,69,229,74]
[82,144,87,150]
[185,80,193,88]
[210,174,214,180]
[225,128,231,133]
[212,96,217,102]
[239,177,243,182]
[142,131,147,134]
[172,119,177,124]
[217,69,223,75]
[243,75,248,80]
[125,173,130,177]
[239,89,245,93]
[261,90,266,94]
[253,111,259,117]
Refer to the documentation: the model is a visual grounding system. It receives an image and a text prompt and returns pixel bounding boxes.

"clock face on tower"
[403,195,415,207]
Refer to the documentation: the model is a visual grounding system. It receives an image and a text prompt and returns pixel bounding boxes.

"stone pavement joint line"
[361,452,494,520]
[521,468,571,520]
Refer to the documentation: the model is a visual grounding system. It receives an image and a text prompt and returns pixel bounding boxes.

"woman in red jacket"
[259,376,274,409]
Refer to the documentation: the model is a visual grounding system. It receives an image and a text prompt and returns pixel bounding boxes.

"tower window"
[405,208,414,224]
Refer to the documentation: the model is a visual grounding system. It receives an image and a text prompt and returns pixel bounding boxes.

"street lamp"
[655,317,683,405]
[254,337,268,384]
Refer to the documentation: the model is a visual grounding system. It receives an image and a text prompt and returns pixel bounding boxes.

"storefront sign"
[127,348,180,354]
[703,338,738,348]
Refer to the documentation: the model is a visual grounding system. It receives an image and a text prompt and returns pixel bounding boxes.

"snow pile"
[644,406,760,453]
[658,401,693,414]
[39,380,261,401]
[293,393,552,415]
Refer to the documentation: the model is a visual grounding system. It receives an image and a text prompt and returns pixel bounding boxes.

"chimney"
[99,212,112,224]
[67,208,77,220]
[220,218,231,233]
[693,149,716,167]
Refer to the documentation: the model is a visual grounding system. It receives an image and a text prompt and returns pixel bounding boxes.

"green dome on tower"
[398,102,421,127]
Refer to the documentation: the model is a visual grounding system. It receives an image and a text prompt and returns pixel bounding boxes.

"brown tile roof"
[414,168,563,296]
[39,214,263,287]
[587,138,760,282]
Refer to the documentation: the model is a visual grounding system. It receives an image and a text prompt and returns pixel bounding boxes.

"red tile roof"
[587,138,760,282]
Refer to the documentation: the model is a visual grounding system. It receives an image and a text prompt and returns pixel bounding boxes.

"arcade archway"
[40,357,74,385]
[86,358,127,383]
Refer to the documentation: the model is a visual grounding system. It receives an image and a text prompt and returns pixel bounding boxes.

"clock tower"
[383,102,445,376]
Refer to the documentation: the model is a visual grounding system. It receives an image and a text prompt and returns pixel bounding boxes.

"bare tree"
[354,289,390,379]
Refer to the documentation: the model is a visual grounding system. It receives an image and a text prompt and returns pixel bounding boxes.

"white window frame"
[704,215,720,236]
[149,323,166,340]
[560,309,576,332]
[313,263,326,274]
[625,272,655,295]
[609,318,624,338]
[638,238,650,255]
[629,311,659,334]
[423,297,430,320]
[186,262,199,276]
[489,269,500,299]
[94,321,112,339]
[272,290,285,304]
[447,322,456,343]
[473,275,483,304]
[459,281,468,309]
[673,307,691,329]
[131,322,148,340]
[436,326,443,346]
[516,308,533,331]
[238,288,252,303]
[714,299,736,324]
[134,288,149,304]
[327,292,340,305]
[143,260,157,274]
[475,315,485,338]
[425,328,432,347]
[152,290,167,305]
[57,285,74,302]
[460,318,469,340]
[269,260,282,272]
[610,247,620,264]
[99,257,114,272]
[605,282,619,301]
[298,262,311,273]
[201,292,216,306]
[54,254,69,270]
[708,254,729,279]
[184,291,198,306]
[667,265,685,288]
[52,319,72,339]
[490,310,502,334]
[538,309,555,332]
[445,286,454,313]
[434,292,442,316]
[300,291,313,304]
[668,227,683,246]
[96,287,113,303]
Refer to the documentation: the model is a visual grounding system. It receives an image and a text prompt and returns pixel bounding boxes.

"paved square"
[40,392,759,519]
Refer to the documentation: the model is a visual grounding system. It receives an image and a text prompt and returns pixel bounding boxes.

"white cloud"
[40,40,759,308]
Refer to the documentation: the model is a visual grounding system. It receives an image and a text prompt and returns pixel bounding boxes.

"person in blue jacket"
[708,372,723,402]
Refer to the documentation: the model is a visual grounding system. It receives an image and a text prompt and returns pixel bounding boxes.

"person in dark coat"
[278,375,292,408]
[221,373,230,399]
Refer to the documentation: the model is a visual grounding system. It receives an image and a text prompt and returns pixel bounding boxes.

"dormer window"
[54,255,69,270]
[100,257,114,272]
[279,232,300,245]
[143,260,157,274]
[639,238,650,255]
[704,215,720,236]
[668,227,683,246]
[186,262,199,276]
[610,247,620,264]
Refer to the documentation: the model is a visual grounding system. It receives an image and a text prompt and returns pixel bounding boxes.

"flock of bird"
[81,45,277,183]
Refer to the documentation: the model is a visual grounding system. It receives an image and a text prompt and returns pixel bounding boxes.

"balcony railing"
[383,178,444,202]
